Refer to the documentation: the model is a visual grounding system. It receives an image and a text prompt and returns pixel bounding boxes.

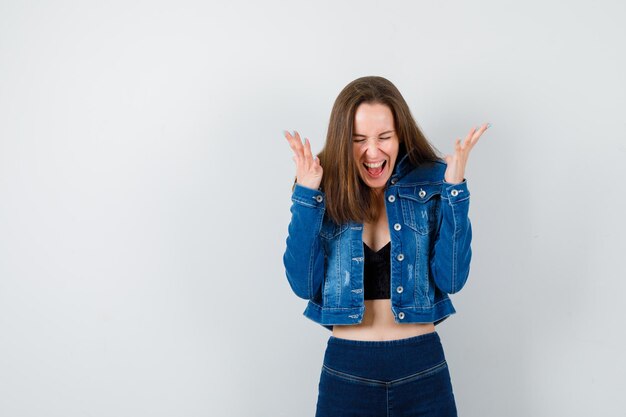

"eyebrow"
[352,130,395,138]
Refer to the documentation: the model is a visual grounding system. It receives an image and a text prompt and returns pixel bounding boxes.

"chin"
[361,175,390,190]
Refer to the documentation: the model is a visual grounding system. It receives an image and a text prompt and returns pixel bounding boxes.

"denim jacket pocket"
[397,183,441,235]
[319,220,350,240]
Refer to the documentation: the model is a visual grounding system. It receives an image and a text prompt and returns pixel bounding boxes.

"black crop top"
[363,241,391,299]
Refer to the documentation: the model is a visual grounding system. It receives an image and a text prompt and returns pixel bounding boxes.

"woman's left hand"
[443,123,490,184]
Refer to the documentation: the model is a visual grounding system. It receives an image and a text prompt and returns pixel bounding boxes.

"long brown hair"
[294,76,442,225]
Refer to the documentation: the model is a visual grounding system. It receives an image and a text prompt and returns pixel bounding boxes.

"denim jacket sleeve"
[282,183,326,299]
[429,179,472,294]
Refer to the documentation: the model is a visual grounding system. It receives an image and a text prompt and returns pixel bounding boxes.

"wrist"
[296,181,321,191]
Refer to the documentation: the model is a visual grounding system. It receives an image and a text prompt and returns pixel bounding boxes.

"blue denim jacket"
[283,150,472,331]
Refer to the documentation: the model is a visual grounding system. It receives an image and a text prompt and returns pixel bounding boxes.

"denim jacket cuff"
[441,179,470,203]
[291,183,326,209]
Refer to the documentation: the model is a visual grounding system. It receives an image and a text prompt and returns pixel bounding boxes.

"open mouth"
[363,160,387,178]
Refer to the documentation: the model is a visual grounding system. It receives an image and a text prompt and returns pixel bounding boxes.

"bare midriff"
[331,299,435,341]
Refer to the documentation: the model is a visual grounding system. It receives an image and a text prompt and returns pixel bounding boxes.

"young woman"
[283,76,489,416]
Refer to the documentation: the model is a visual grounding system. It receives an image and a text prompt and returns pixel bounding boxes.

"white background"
[1,1,625,416]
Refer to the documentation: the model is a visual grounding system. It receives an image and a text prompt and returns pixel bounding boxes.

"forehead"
[353,102,394,134]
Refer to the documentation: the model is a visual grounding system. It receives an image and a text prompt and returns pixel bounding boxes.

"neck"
[371,187,386,205]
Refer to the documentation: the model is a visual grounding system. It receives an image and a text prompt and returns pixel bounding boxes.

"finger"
[286,138,303,161]
[295,131,308,160]
[293,153,302,168]
[469,123,489,148]
[284,130,296,143]
[294,131,304,149]
[285,130,300,148]
[463,127,476,148]
[287,130,305,159]
[469,132,482,149]
[302,137,313,165]
[472,123,488,139]
[284,130,298,148]
[314,155,322,169]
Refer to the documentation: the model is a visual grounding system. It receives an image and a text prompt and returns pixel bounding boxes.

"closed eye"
[353,137,391,143]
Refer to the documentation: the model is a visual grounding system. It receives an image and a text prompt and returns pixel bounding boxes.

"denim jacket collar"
[386,144,412,186]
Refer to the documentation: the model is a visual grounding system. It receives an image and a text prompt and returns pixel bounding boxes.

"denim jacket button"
[387,195,396,203]
[418,189,426,198]
[398,312,405,319]
[393,223,401,231]
[315,195,324,202]
[396,286,403,293]
[450,189,459,197]
[397,253,404,261]
[391,177,398,184]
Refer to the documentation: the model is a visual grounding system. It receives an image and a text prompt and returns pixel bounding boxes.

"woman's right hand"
[284,130,323,190]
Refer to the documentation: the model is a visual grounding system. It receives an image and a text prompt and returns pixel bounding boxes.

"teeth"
[364,161,384,168]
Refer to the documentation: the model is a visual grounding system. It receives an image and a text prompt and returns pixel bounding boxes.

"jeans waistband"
[327,330,439,347]
[323,330,445,381]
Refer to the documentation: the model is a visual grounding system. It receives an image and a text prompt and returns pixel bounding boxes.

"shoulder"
[401,159,447,184]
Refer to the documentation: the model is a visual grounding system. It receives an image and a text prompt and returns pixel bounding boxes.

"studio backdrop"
[0,1,624,416]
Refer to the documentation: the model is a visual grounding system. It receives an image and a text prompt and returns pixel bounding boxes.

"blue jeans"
[315,331,458,417]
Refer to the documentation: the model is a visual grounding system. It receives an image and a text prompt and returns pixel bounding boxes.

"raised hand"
[284,130,323,190]
[443,123,490,184]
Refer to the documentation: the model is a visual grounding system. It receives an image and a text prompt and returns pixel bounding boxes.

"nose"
[365,138,380,157]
